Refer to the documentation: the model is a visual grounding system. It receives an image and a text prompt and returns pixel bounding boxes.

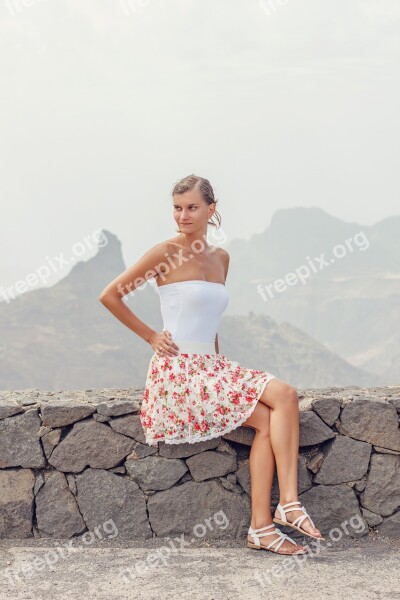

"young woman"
[99,174,324,556]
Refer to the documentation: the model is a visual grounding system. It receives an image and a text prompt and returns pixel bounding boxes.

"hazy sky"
[1,0,399,292]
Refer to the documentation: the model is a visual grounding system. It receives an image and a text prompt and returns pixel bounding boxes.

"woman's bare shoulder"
[214,246,230,262]
[146,237,181,256]
[215,246,229,257]
[153,237,229,261]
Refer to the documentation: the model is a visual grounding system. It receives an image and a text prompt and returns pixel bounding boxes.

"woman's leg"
[257,378,322,538]
[242,401,308,553]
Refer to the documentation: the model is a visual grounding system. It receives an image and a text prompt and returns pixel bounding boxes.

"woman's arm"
[98,242,167,345]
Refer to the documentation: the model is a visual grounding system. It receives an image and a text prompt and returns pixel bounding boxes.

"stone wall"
[0,386,399,541]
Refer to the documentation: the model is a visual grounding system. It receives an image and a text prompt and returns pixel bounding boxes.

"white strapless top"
[157,280,229,354]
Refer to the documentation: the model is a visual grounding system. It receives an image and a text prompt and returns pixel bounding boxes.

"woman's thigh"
[257,378,299,411]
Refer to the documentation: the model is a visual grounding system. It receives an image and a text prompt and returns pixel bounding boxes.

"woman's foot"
[247,521,308,554]
[274,500,323,539]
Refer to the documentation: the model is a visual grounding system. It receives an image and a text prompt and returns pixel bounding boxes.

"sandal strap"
[249,523,275,534]
[281,501,302,508]
[267,530,298,551]
[248,524,298,550]
[277,502,316,530]
[251,531,279,538]
[276,501,302,520]
[267,536,284,551]
[292,511,315,529]
[248,523,275,546]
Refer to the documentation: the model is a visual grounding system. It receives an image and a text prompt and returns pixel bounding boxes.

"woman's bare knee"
[284,384,299,403]
[259,379,299,410]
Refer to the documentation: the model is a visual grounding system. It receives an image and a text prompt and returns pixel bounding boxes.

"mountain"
[219,313,380,388]
[0,230,162,390]
[225,208,400,382]
[0,227,379,390]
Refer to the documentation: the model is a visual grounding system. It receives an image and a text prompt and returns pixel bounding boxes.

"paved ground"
[1,533,399,600]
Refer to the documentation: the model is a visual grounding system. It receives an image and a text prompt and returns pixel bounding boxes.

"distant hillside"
[218,313,380,388]
[225,207,400,382]
[0,231,162,390]
[0,227,379,390]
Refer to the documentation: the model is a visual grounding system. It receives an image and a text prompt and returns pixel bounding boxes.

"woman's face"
[173,188,214,234]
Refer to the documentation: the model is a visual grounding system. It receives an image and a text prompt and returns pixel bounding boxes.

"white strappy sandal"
[273,501,325,540]
[247,523,308,555]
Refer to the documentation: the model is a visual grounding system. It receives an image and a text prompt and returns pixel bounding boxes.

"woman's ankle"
[278,497,299,505]
[250,517,274,529]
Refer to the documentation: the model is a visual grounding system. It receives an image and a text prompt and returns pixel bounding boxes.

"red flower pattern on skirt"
[140,352,277,446]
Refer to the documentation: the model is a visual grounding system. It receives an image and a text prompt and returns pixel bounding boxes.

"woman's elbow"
[99,280,125,305]
[99,289,112,305]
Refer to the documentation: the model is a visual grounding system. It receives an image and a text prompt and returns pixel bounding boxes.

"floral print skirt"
[140,351,277,446]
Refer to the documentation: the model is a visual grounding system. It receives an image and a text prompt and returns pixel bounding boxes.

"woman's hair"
[171,174,221,230]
